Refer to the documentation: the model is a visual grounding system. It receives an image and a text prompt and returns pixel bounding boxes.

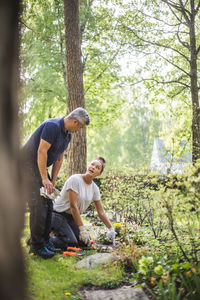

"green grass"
[23,214,125,300]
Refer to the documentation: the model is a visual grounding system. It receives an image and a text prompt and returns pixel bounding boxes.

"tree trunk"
[0,1,26,299]
[189,1,200,163]
[63,0,87,176]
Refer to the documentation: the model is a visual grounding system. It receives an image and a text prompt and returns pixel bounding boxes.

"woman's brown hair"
[95,156,106,174]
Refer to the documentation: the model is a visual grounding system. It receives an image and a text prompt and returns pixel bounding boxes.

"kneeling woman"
[50,157,115,249]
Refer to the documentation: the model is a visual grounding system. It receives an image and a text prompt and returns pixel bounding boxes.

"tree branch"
[162,0,191,24]
[131,77,190,89]
[157,52,190,76]
[166,2,184,24]
[82,52,89,70]
[125,26,190,63]
[196,44,200,55]
[54,0,66,87]
[195,0,200,13]
[162,0,182,12]
[80,0,95,35]
[179,0,191,18]
[137,9,181,27]
[177,23,190,49]
[171,85,188,98]
[20,20,52,43]
[84,47,122,94]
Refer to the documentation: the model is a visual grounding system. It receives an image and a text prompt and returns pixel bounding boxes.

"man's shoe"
[29,246,55,259]
[46,242,62,254]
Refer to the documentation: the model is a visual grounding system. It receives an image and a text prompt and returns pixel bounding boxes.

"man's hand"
[79,226,90,246]
[40,187,60,201]
[106,227,116,242]
[42,178,54,194]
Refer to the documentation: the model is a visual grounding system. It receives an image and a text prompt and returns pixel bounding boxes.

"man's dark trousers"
[27,165,53,250]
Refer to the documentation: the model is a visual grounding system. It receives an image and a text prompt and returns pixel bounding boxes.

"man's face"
[70,120,85,132]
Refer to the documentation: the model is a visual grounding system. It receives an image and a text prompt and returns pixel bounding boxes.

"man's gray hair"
[67,107,90,125]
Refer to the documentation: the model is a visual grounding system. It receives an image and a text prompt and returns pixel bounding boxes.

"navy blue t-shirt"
[22,117,71,167]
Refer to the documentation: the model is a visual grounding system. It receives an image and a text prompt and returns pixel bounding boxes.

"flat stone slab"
[76,253,115,269]
[80,286,150,300]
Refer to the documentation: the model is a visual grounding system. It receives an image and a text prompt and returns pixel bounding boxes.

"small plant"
[96,229,113,245]
[113,223,122,235]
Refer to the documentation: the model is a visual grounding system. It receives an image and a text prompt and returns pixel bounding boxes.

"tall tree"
[162,0,200,163]
[64,0,87,175]
[0,0,26,299]
[20,0,123,144]
[114,0,200,163]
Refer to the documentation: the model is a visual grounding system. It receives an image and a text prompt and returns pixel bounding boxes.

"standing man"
[22,107,90,259]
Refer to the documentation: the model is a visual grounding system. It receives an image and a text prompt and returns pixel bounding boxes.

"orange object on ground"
[67,247,82,252]
[63,251,77,256]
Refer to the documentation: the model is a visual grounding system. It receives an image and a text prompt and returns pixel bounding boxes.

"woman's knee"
[49,236,66,249]
[51,212,63,231]
[50,234,78,248]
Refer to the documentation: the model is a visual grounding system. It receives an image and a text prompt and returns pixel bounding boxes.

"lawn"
[23,214,125,300]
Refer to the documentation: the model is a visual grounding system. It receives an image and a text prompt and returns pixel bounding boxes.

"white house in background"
[150,137,192,174]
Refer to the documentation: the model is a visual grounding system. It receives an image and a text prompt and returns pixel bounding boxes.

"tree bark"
[189,0,200,163]
[64,0,87,176]
[0,0,26,299]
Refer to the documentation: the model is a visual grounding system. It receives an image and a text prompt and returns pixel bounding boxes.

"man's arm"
[94,200,112,228]
[51,152,64,186]
[37,138,53,194]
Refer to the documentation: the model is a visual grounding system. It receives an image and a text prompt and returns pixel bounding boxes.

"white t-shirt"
[53,174,101,214]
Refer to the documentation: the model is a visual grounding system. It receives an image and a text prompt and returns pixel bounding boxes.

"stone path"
[76,253,115,269]
[80,286,150,300]
[77,253,150,300]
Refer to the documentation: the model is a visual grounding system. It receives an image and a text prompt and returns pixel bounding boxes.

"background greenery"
[20,1,200,298]
[24,164,200,299]
[21,0,197,168]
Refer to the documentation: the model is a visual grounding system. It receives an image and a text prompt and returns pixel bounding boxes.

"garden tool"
[67,247,82,252]
[63,246,84,256]
[63,251,84,256]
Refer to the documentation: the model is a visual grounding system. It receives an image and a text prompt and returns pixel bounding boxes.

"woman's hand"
[79,226,91,245]
[106,227,116,242]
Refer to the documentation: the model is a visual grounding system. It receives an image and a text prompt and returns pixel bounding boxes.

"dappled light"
[17,0,200,299]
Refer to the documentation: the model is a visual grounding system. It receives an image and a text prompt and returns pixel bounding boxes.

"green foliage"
[97,163,200,298]
[100,165,200,263]
[100,167,158,225]
[20,0,123,140]
[20,0,162,168]
[115,242,200,299]
[109,0,200,157]
[20,0,67,141]
[23,163,200,299]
